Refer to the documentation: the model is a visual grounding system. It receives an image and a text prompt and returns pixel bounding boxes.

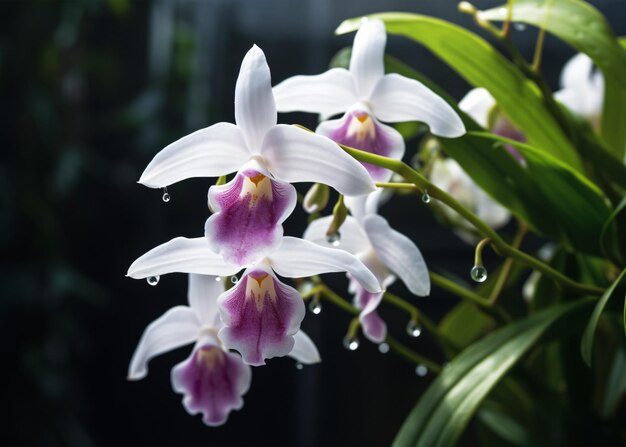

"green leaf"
[600,38,626,162]
[439,302,495,352]
[601,346,626,418]
[469,132,611,255]
[478,402,530,446]
[393,300,592,447]
[600,197,626,268]
[479,0,626,88]
[336,13,583,171]
[581,268,626,366]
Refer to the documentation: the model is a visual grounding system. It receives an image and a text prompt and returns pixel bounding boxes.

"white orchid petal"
[350,19,386,99]
[188,274,225,327]
[128,306,201,380]
[458,87,495,128]
[369,73,465,137]
[127,237,240,279]
[560,53,594,89]
[261,124,375,196]
[344,189,386,222]
[289,331,321,364]
[138,123,250,188]
[363,215,430,296]
[268,237,381,293]
[235,45,277,151]
[303,215,371,255]
[273,68,357,116]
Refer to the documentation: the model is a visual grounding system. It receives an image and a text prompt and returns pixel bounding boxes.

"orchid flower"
[273,19,465,182]
[429,157,510,243]
[127,274,321,426]
[137,45,374,267]
[303,192,429,343]
[127,236,380,366]
[554,53,604,129]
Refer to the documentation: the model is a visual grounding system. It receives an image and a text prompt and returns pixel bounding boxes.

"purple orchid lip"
[171,341,251,426]
[326,110,395,181]
[205,166,296,267]
[218,267,305,366]
[351,279,387,343]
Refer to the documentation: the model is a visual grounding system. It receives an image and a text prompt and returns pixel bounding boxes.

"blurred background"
[2,0,625,446]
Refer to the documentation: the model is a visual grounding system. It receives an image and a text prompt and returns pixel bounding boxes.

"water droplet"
[146,276,160,286]
[421,190,431,204]
[162,188,170,203]
[327,231,341,247]
[470,265,488,283]
[230,275,239,284]
[295,362,304,370]
[215,277,222,282]
[514,22,527,31]
[415,365,428,376]
[406,320,422,338]
[343,335,360,351]
[378,342,390,354]
[308,300,322,315]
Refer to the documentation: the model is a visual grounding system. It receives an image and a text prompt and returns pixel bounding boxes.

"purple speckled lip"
[325,110,395,181]
[351,279,386,343]
[205,168,296,266]
[171,342,251,426]
[218,268,305,366]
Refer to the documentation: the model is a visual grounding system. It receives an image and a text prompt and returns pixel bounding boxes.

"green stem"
[383,292,419,321]
[327,138,604,296]
[386,335,442,373]
[474,237,492,267]
[488,223,527,305]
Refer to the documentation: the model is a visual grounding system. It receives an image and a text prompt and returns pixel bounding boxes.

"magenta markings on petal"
[171,343,252,427]
[352,280,387,343]
[206,169,296,266]
[218,269,305,366]
[323,110,395,181]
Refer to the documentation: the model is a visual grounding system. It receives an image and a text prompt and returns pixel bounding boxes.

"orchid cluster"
[127,20,463,425]
[126,4,626,444]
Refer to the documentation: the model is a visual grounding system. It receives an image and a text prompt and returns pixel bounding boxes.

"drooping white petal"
[268,236,381,293]
[235,45,278,151]
[555,53,604,121]
[560,53,594,90]
[272,68,357,116]
[343,189,385,222]
[138,123,250,188]
[127,237,240,279]
[458,87,495,128]
[369,73,465,137]
[289,331,321,364]
[128,306,201,380]
[363,215,430,296]
[350,19,387,99]
[261,124,375,196]
[303,215,371,255]
[188,274,225,327]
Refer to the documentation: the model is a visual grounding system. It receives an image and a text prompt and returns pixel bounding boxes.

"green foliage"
[393,300,592,447]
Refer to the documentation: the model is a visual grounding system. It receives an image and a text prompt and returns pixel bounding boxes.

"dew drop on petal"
[146,276,160,286]
[343,335,360,351]
[470,265,488,283]
[378,342,390,354]
[421,190,431,204]
[308,300,322,315]
[415,364,428,377]
[215,277,222,282]
[327,231,341,247]
[230,275,239,284]
[295,362,304,370]
[406,320,422,338]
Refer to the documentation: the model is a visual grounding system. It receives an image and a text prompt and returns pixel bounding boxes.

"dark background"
[2,1,625,446]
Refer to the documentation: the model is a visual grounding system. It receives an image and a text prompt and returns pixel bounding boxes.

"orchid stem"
[488,223,527,305]
[501,0,514,37]
[375,182,419,191]
[312,283,441,371]
[474,237,492,267]
[532,27,547,72]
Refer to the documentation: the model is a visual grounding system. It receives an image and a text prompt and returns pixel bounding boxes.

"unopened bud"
[326,195,348,237]
[303,183,330,213]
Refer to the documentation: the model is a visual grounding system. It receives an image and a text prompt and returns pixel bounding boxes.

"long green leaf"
[470,132,611,255]
[600,38,626,160]
[336,13,582,171]
[581,269,626,366]
[600,197,626,268]
[393,300,592,447]
[479,0,626,88]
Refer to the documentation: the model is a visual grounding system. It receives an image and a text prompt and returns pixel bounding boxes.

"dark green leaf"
[600,197,626,268]
[600,38,626,162]
[393,300,592,447]
[336,13,582,170]
[581,269,626,366]
[479,0,626,88]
